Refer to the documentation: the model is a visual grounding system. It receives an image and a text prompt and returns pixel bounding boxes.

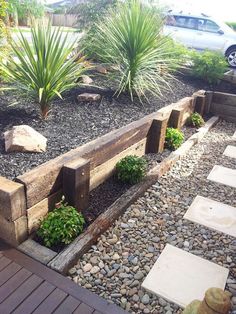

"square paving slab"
[223,145,236,159]
[142,244,229,308]
[184,195,236,237]
[207,165,236,188]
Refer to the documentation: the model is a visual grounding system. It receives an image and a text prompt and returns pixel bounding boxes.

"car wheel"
[226,47,236,68]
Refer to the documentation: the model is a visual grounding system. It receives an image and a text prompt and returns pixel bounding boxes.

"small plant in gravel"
[116,155,147,184]
[190,50,227,84]
[165,127,184,150]
[1,24,87,119]
[188,112,205,128]
[37,198,85,248]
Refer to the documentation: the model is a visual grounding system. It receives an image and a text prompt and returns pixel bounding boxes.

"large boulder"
[4,125,47,153]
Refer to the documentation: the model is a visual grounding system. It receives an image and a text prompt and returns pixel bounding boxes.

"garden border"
[0,91,205,246]
[1,89,236,249]
[222,69,236,85]
[47,115,219,274]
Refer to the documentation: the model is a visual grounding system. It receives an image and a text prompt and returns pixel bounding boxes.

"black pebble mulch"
[0,74,234,180]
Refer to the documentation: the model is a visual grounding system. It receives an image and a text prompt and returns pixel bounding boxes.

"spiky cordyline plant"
[1,24,86,119]
[88,0,179,100]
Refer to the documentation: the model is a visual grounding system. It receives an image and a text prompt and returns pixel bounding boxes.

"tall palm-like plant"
[87,0,179,100]
[1,24,86,118]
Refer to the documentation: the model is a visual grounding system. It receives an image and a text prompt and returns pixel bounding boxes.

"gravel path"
[68,120,236,314]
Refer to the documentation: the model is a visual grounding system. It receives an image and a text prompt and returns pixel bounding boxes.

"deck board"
[33,288,68,314]
[0,256,12,271]
[12,281,56,314]
[0,268,32,303]
[0,242,127,314]
[74,303,94,314]
[0,262,22,287]
[53,295,81,314]
[0,274,43,313]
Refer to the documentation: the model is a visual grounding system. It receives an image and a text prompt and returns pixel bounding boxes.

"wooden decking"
[0,241,127,314]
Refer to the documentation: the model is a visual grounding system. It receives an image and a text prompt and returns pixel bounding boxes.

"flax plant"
[1,24,86,118]
[88,0,180,100]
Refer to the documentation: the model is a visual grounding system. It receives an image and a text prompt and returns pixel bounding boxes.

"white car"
[163,12,236,68]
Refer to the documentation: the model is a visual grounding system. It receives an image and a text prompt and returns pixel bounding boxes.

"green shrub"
[1,24,87,119]
[165,39,190,73]
[83,0,181,100]
[188,112,205,128]
[116,155,147,184]
[226,22,236,31]
[37,199,85,248]
[190,50,227,84]
[165,127,184,150]
[0,0,10,80]
[72,0,118,31]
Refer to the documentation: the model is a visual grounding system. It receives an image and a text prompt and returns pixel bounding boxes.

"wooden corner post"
[0,176,27,246]
[168,108,184,129]
[194,95,206,115]
[146,117,168,153]
[63,158,90,211]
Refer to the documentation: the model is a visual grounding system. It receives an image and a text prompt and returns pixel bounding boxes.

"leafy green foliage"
[188,112,205,128]
[190,50,228,84]
[7,0,45,23]
[73,0,118,31]
[1,24,86,118]
[165,39,190,73]
[83,0,180,100]
[0,0,8,17]
[165,127,184,150]
[37,199,85,248]
[116,155,147,184]
[226,21,236,31]
[0,0,10,80]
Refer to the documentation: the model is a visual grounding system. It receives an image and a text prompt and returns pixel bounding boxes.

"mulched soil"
[82,125,196,225]
[1,73,234,180]
[36,123,195,252]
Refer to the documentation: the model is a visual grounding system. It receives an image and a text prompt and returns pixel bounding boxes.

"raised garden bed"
[18,114,218,273]
[0,73,234,181]
[223,69,236,85]
[1,89,236,274]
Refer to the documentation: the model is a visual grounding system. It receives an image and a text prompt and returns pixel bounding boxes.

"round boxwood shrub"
[116,155,147,184]
[165,127,184,150]
[37,199,85,248]
[188,112,205,128]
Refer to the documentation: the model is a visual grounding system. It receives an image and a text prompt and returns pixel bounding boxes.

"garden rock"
[4,125,47,153]
[81,75,93,84]
[77,93,101,102]
[95,64,107,74]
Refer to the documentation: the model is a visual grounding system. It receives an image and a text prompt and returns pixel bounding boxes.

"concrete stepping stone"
[207,165,236,188]
[141,244,229,308]
[184,195,236,238]
[223,145,236,159]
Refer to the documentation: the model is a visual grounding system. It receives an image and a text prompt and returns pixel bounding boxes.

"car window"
[175,16,186,27]
[167,16,198,30]
[204,20,220,32]
[165,15,176,26]
[197,19,220,33]
[185,18,198,30]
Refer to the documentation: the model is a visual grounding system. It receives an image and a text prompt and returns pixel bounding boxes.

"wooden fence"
[51,14,78,27]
